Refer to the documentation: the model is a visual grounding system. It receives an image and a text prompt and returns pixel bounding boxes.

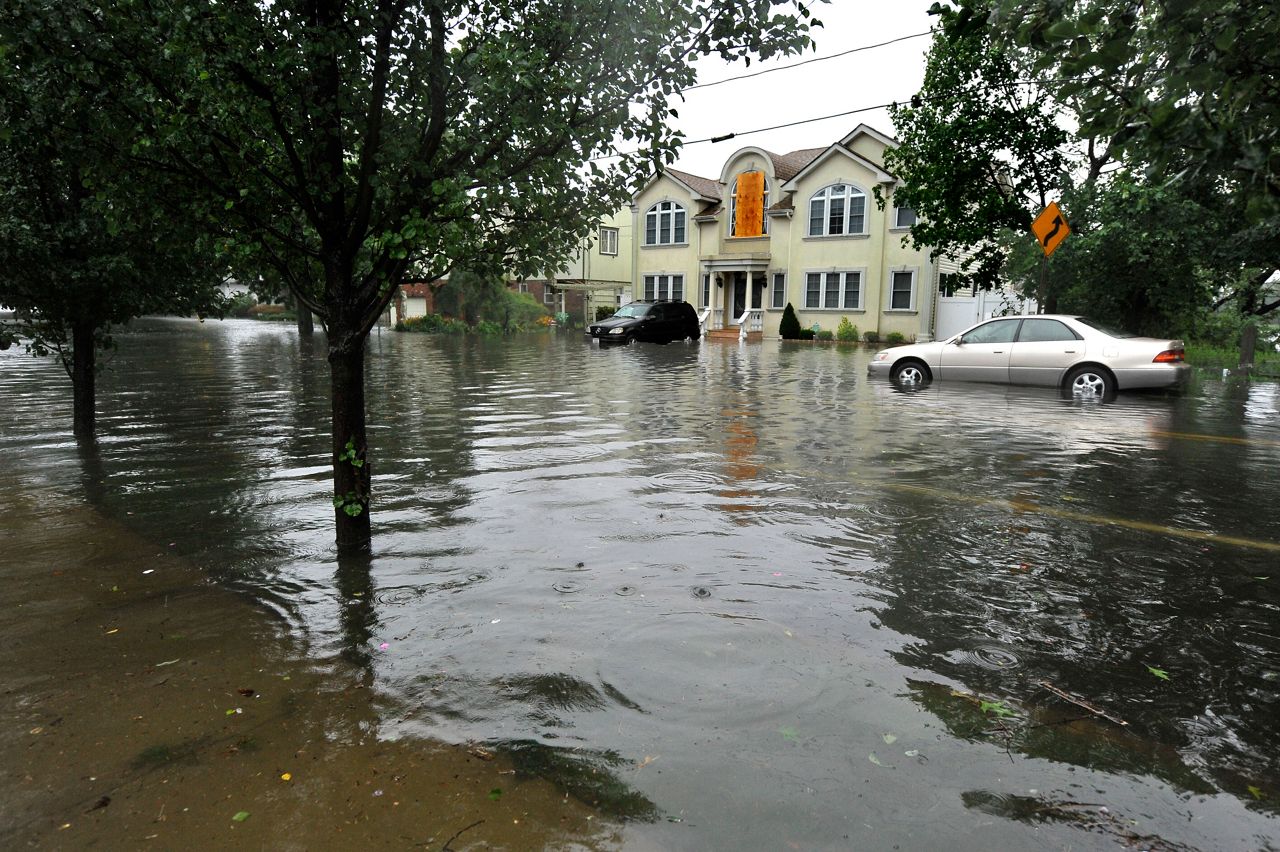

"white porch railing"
[737,309,764,340]
[697,307,711,337]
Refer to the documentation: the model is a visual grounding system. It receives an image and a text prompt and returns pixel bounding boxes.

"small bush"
[473,320,502,336]
[836,317,858,342]
[816,329,834,341]
[798,328,816,341]
[863,330,880,345]
[595,305,616,321]
[227,292,256,318]
[885,331,907,345]
[779,303,802,339]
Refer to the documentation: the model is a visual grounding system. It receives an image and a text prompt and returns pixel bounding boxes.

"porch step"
[705,329,763,342]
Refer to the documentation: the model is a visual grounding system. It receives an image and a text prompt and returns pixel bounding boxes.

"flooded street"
[3,318,1279,850]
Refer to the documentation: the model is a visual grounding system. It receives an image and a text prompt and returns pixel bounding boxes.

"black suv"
[588,300,701,345]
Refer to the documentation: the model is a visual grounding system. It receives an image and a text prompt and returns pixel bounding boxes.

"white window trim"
[885,268,918,312]
[644,200,688,247]
[806,183,870,238]
[769,271,787,310]
[802,268,866,311]
[598,226,619,256]
[729,175,770,238]
[642,273,686,302]
[891,205,917,231]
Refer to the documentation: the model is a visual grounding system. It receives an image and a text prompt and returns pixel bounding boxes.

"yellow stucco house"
[629,124,937,342]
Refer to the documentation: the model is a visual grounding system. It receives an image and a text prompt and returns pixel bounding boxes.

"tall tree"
[0,3,226,435]
[62,0,821,548]
[881,0,1069,297]
[991,0,1279,315]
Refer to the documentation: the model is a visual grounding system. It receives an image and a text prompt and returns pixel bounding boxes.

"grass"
[1184,343,1280,379]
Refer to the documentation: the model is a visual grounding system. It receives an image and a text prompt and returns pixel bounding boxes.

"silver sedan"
[867,315,1191,396]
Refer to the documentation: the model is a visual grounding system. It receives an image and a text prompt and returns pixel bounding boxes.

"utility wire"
[592,79,1061,162]
[682,30,933,93]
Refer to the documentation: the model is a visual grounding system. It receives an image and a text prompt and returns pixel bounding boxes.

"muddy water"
[2,318,1279,850]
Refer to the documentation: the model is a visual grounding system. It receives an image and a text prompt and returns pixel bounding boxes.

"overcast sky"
[664,1,940,179]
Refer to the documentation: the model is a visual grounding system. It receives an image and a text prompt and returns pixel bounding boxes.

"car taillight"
[1153,349,1184,363]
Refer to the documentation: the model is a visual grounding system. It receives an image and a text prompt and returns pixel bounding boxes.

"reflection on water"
[2,318,1279,849]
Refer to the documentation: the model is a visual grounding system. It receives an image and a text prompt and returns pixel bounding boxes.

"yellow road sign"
[1031,202,1070,257]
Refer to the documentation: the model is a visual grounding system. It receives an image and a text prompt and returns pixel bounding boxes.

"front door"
[732,273,747,319]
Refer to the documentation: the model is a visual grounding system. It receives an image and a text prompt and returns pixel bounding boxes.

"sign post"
[1030,202,1070,312]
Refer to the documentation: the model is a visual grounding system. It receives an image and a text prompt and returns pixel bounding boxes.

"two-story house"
[630,124,937,342]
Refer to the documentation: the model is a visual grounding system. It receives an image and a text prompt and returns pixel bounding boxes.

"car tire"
[890,359,931,386]
[1064,365,1114,398]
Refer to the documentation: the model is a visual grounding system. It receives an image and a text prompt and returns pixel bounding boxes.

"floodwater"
[2,318,1279,850]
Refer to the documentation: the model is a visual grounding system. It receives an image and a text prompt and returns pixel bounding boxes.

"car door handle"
[1063,349,1076,353]
[993,350,1003,354]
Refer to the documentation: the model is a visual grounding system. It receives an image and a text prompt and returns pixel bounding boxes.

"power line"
[682,30,933,93]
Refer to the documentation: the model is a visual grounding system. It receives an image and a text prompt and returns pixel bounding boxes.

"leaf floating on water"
[1248,785,1264,800]
[488,788,502,801]
[231,811,250,823]
[1146,665,1170,680]
[904,749,920,757]
[778,726,800,743]
[881,733,898,745]
[868,752,894,768]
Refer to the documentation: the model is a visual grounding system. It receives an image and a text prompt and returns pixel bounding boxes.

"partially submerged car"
[588,300,701,345]
[867,315,1190,396]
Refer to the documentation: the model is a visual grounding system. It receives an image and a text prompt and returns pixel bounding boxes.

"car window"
[650,304,668,319]
[1017,318,1079,342]
[1074,316,1133,338]
[960,319,1019,345]
[615,304,651,318]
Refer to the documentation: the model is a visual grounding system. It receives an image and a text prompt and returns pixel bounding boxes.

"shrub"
[399,313,468,334]
[779,303,801,339]
[798,328,815,340]
[885,331,907,345]
[836,316,858,342]
[816,329,834,341]
[595,305,616,321]
[473,320,502,336]
[227,292,256,318]
[863,330,880,345]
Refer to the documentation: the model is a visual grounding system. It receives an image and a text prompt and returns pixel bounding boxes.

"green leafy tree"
[882,0,1068,298]
[56,0,821,547]
[1002,173,1226,335]
[0,4,226,435]
[835,316,858,342]
[990,0,1278,319]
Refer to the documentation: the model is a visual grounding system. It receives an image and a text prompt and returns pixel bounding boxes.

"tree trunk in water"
[329,342,371,549]
[297,303,314,336]
[71,320,96,436]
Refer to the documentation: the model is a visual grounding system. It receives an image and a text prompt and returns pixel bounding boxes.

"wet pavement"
[2,318,1278,850]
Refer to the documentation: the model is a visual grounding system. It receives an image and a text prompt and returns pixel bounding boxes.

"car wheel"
[890,359,931,386]
[1064,365,1113,397]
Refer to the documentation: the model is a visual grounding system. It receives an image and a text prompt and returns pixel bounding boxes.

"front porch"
[701,254,769,342]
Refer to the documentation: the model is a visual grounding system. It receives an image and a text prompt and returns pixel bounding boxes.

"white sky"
[665,1,939,179]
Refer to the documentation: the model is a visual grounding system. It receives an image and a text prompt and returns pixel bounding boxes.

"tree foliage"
[993,0,1279,221]
[0,2,226,433]
[13,0,821,545]
[882,0,1068,292]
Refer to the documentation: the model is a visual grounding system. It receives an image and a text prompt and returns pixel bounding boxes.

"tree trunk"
[71,319,96,436]
[329,341,372,549]
[297,303,314,335]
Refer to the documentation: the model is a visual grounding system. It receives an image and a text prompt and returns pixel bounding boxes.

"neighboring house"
[630,124,938,341]
[390,279,446,325]
[517,208,635,324]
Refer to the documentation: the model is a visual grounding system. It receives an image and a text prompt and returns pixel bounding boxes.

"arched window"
[729,173,769,237]
[808,184,867,237]
[644,201,687,246]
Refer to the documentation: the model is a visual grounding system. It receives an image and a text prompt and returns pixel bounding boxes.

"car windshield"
[613,304,651,318]
[1074,316,1134,338]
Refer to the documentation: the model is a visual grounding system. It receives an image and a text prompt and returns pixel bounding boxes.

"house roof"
[769,148,826,182]
[665,168,722,201]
